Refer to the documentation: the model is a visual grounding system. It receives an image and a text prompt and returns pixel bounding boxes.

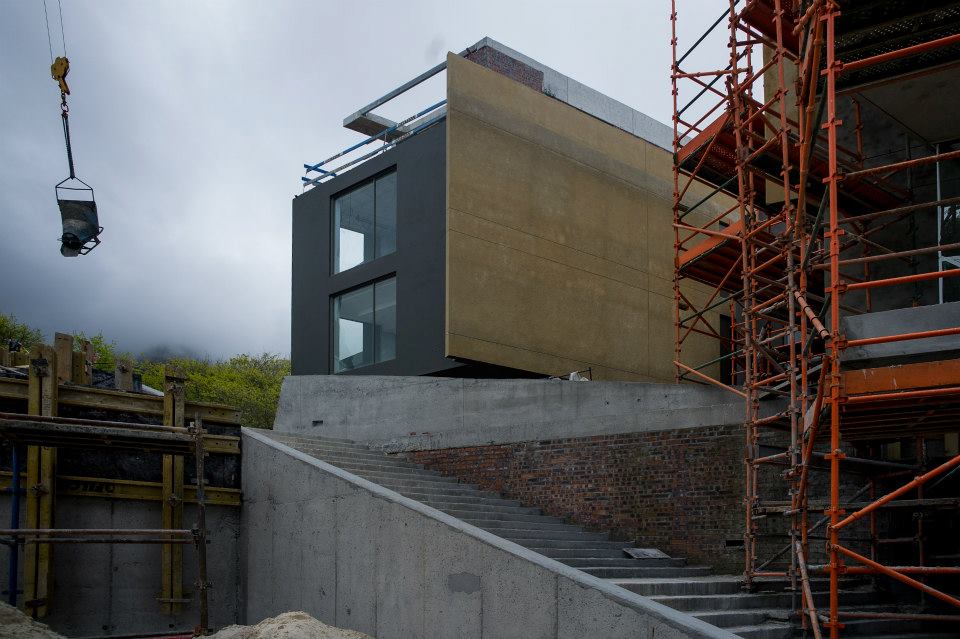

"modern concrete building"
[292,38,721,382]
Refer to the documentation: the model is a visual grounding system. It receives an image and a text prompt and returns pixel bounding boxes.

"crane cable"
[44,0,75,178]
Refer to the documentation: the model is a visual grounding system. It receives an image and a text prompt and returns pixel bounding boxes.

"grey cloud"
[1,0,712,359]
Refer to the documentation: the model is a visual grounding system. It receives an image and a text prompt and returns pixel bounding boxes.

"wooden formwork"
[0,333,240,631]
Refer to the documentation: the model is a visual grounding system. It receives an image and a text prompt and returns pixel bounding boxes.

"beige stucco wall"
[444,53,719,382]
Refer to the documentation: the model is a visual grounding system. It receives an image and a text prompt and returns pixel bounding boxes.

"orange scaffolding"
[671,1,960,636]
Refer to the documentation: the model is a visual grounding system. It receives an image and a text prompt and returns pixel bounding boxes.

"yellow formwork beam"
[0,377,243,426]
[23,344,57,618]
[0,473,240,507]
[161,369,187,613]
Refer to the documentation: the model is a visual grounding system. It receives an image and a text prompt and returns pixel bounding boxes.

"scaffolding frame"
[671,1,960,636]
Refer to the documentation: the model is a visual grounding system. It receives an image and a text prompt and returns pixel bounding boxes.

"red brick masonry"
[402,424,747,572]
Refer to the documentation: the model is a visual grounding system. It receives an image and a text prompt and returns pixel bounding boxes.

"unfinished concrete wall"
[0,496,240,636]
[240,427,736,639]
[444,52,719,382]
[273,375,774,451]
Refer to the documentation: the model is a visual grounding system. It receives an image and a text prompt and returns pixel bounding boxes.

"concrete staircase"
[265,433,953,639]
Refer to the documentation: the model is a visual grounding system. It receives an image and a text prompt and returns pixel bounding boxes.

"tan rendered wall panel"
[445,53,718,381]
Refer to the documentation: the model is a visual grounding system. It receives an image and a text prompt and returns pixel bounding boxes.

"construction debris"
[0,602,64,639]
[208,612,374,639]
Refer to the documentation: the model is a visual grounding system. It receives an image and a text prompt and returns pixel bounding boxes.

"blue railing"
[302,99,447,189]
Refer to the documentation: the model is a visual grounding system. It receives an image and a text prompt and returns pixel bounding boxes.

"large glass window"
[332,277,397,372]
[333,171,397,273]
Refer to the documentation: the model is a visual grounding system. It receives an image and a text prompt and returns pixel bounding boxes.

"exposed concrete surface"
[0,497,240,636]
[241,427,737,639]
[842,301,960,368]
[273,375,771,451]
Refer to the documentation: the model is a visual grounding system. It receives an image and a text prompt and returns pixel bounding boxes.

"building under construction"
[3,17,960,639]
[672,0,960,636]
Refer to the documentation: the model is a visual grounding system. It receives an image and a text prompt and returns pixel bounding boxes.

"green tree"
[0,313,44,351]
[1,313,287,429]
[140,353,289,429]
[71,331,132,371]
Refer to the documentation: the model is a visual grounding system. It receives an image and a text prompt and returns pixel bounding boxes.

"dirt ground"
[207,612,374,639]
[0,602,64,639]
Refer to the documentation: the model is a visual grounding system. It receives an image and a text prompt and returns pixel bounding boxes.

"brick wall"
[401,424,748,572]
[465,45,544,93]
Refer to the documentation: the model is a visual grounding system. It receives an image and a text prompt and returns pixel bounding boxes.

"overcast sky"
[0,0,720,360]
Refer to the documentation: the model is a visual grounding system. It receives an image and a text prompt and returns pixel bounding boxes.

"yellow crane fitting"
[50,56,69,95]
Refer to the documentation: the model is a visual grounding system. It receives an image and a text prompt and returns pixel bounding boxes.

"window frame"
[330,274,398,373]
[330,168,397,275]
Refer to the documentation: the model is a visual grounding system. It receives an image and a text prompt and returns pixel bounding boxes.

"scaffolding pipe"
[841,31,960,74]
[846,326,960,348]
[832,453,960,531]
[812,241,960,269]
[796,541,823,639]
[842,148,960,181]
[834,545,960,609]
[845,267,960,291]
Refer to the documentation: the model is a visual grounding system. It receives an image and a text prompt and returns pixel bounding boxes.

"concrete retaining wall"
[273,375,769,451]
[241,427,736,639]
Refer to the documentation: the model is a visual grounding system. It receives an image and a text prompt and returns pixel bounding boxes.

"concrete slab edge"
[243,427,738,639]
[463,36,674,151]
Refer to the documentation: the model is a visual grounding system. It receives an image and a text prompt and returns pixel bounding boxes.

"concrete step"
[420,495,543,515]
[392,488,510,502]
[444,509,566,523]
[650,588,876,611]
[289,449,422,468]
[513,539,628,550]
[268,433,357,446]
[530,547,636,560]
[324,463,448,480]
[723,622,793,639]
[561,557,687,568]
[284,442,412,464]
[269,436,368,452]
[349,471,463,486]
[499,528,609,541]
[288,440,400,456]
[294,448,425,467]
[462,518,580,532]
[406,491,523,504]
[615,577,744,597]
[375,481,485,496]
[693,608,790,628]
[581,566,712,579]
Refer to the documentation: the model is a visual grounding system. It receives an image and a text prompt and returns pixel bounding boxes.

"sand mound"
[208,612,374,639]
[0,602,64,639]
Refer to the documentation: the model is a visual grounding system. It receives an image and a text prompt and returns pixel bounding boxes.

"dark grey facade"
[291,121,450,376]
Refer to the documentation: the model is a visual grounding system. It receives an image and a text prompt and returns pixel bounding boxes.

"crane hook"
[51,56,70,96]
